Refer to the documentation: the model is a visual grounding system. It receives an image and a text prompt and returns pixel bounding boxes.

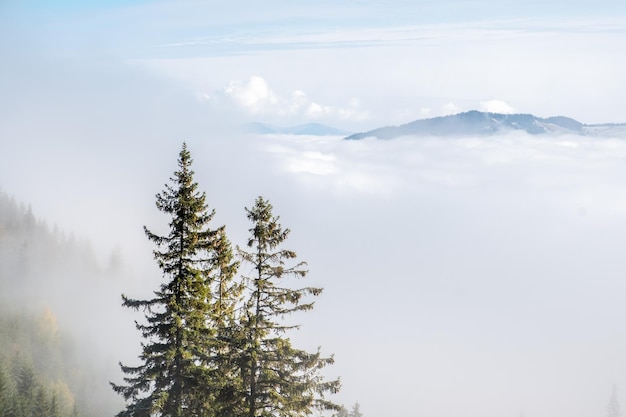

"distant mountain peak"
[345,111,626,140]
[245,122,352,136]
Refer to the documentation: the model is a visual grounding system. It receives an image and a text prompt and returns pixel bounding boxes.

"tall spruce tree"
[192,227,245,417]
[111,144,239,417]
[238,196,340,417]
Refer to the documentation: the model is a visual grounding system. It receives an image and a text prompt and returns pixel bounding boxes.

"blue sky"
[3,0,626,130]
[4,2,626,417]
[2,0,149,12]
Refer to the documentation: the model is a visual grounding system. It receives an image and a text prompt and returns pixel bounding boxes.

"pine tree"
[32,386,51,417]
[349,402,363,417]
[190,227,244,417]
[238,196,340,417]
[334,402,362,417]
[608,385,621,417]
[211,228,246,417]
[335,405,349,417]
[111,143,238,417]
[50,391,62,417]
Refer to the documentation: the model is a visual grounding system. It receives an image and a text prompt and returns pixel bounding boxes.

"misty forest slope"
[0,193,100,302]
[0,191,122,417]
[0,188,359,417]
[0,311,80,417]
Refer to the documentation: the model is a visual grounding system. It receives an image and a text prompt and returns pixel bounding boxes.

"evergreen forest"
[0,191,116,417]
[0,144,352,417]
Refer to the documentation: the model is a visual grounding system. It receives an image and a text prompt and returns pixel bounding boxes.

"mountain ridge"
[345,110,626,140]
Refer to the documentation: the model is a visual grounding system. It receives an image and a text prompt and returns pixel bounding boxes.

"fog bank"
[4,121,626,416]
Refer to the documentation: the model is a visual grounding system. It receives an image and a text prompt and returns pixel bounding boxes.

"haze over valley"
[3,1,626,417]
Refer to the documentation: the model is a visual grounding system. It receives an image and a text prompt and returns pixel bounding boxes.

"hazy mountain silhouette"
[345,111,626,140]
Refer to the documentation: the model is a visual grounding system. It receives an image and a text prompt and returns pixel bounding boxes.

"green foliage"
[0,313,81,417]
[238,196,340,417]
[2,144,342,417]
[113,145,339,417]
[111,143,241,417]
[0,191,124,417]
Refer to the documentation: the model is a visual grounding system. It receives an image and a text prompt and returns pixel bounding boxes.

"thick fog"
[3,2,626,416]
[3,65,626,416]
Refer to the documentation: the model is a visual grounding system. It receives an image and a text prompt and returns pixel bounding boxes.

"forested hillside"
[0,191,121,417]
[0,310,79,417]
[0,193,100,307]
[1,164,354,417]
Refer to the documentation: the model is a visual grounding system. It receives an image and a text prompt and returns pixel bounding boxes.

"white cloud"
[129,11,626,128]
[287,90,308,114]
[206,75,369,125]
[7,4,626,417]
[442,101,462,115]
[337,102,369,122]
[480,99,517,114]
[7,72,626,416]
[419,107,432,118]
[306,101,331,118]
[222,75,278,114]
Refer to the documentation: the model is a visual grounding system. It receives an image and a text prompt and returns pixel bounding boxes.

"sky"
[3,1,626,417]
[3,0,626,130]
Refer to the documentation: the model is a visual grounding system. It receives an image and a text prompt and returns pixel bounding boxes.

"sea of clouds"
[4,124,626,417]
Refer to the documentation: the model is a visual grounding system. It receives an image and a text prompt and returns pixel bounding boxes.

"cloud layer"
[249,132,626,417]
[4,81,626,415]
[3,3,626,417]
[201,75,369,126]
[129,13,626,128]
